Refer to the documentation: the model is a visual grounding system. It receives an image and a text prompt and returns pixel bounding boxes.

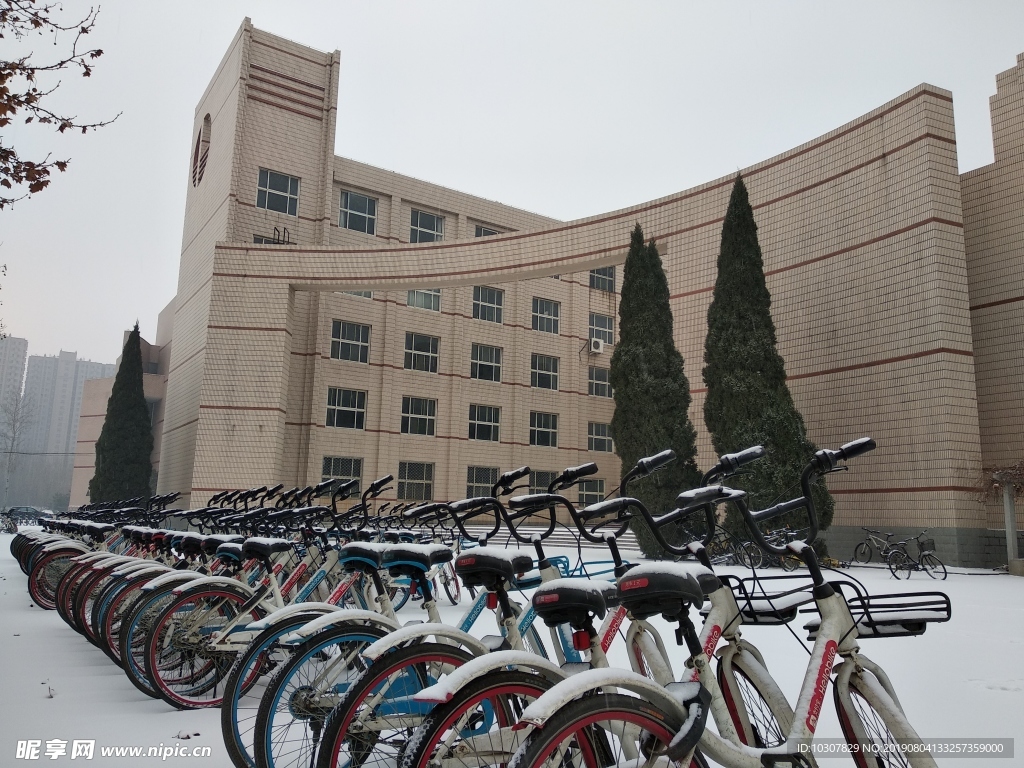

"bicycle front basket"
[918,538,936,555]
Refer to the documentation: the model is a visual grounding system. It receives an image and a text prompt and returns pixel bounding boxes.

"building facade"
[77,19,1024,565]
[0,336,28,410]
[15,351,115,508]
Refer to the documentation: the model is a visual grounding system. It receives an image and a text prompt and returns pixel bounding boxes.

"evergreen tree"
[89,324,154,502]
[703,176,833,537]
[610,223,702,556]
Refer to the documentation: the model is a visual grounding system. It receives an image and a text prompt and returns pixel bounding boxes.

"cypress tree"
[703,176,833,537]
[89,324,154,502]
[610,223,702,556]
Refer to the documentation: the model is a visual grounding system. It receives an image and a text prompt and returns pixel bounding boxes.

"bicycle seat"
[242,537,294,560]
[178,533,207,556]
[383,543,453,577]
[533,578,619,628]
[616,562,715,621]
[339,542,388,570]
[455,548,533,588]
[215,542,244,563]
[201,534,245,555]
[87,523,116,538]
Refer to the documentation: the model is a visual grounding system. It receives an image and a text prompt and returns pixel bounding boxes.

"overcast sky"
[4,1,1024,363]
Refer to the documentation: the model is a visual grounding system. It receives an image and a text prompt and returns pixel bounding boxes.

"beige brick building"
[72,20,1024,566]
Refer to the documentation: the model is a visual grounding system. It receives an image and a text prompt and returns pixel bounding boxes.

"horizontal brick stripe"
[248,73,325,100]
[199,404,286,413]
[969,294,1024,312]
[249,59,328,87]
[671,216,963,300]
[208,324,291,334]
[247,94,322,121]
[247,84,322,112]
[786,346,973,381]
[162,417,200,436]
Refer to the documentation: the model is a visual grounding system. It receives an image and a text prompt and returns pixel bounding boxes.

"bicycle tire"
[144,584,263,709]
[852,542,872,564]
[118,585,180,698]
[835,669,935,768]
[887,551,911,580]
[400,669,553,768]
[921,554,946,581]
[29,549,80,610]
[315,642,476,768]
[441,562,461,605]
[220,612,331,768]
[781,554,801,572]
[716,652,789,749]
[506,691,692,768]
[253,623,389,768]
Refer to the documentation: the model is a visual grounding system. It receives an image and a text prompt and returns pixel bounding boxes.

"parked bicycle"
[887,530,946,580]
[852,527,902,563]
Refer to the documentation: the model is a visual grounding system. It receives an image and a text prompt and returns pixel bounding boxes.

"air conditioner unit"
[589,338,605,355]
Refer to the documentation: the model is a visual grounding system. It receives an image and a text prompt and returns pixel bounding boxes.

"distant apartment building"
[18,351,115,508]
[0,337,28,409]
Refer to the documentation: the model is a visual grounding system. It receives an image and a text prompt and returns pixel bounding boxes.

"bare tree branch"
[0,1,120,208]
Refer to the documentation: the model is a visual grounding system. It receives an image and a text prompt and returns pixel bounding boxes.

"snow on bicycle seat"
[86,523,116,537]
[178,533,207,555]
[617,561,714,620]
[532,578,619,628]
[383,543,454,574]
[242,537,294,559]
[200,534,245,555]
[215,542,244,562]
[339,542,389,570]
[455,547,534,587]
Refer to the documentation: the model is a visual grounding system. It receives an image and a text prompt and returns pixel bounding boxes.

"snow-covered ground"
[1,533,1021,767]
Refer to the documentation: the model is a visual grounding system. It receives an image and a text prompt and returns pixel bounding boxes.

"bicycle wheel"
[253,624,389,768]
[400,670,554,768]
[506,692,691,768]
[835,668,934,768]
[853,542,872,564]
[716,654,788,749]
[887,551,911,580]
[781,554,801,572]
[315,643,475,768]
[737,541,763,569]
[921,554,946,580]
[144,584,262,709]
[441,562,461,605]
[221,613,337,768]
[29,549,81,610]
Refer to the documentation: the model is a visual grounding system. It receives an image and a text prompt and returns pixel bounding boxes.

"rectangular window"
[588,366,612,398]
[404,332,440,373]
[529,411,558,447]
[475,224,499,237]
[257,168,299,216]
[590,266,616,292]
[331,321,370,363]
[472,286,504,324]
[340,191,377,234]
[322,456,362,493]
[343,290,373,298]
[398,461,434,501]
[411,209,444,242]
[326,388,366,429]
[530,354,559,390]
[470,343,502,382]
[467,466,499,497]
[468,404,500,442]
[578,479,606,507]
[531,297,560,334]
[529,470,558,494]
[401,396,437,435]
[588,422,614,452]
[408,288,441,311]
[589,313,615,345]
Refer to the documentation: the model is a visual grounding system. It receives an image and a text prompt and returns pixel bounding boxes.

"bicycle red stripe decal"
[806,640,838,732]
